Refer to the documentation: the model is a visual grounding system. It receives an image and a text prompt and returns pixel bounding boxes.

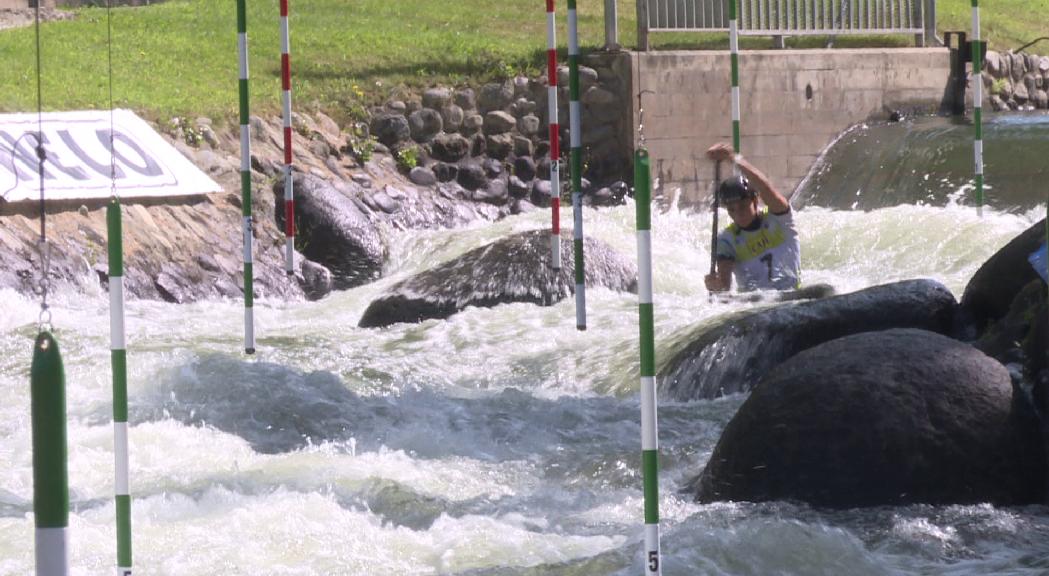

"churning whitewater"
[3,119,1049,574]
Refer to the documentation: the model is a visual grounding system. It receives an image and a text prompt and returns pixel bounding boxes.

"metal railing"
[637,0,936,49]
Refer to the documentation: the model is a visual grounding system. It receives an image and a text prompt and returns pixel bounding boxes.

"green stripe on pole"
[241,172,252,214]
[239,80,250,125]
[31,331,69,529]
[569,58,580,100]
[642,449,659,523]
[729,0,736,19]
[733,121,741,154]
[974,108,982,139]
[636,152,651,229]
[730,54,739,86]
[245,262,254,307]
[111,349,128,422]
[574,240,584,284]
[116,494,131,565]
[107,200,123,276]
[639,304,655,375]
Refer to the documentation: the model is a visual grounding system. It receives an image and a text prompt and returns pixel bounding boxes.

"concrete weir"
[608,48,951,207]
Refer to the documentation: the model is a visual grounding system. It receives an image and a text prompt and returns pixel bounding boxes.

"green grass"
[0,0,1046,124]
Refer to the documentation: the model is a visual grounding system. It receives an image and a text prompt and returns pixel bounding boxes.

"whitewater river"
[2,117,1049,574]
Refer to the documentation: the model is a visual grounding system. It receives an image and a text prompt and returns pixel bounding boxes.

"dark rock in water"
[960,218,1046,336]
[299,259,333,301]
[508,175,531,199]
[408,166,437,187]
[973,279,1048,380]
[358,229,637,328]
[274,173,384,289]
[513,156,537,182]
[659,279,957,400]
[692,329,1046,508]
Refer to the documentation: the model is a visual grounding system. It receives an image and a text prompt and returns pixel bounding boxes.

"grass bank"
[0,0,1046,123]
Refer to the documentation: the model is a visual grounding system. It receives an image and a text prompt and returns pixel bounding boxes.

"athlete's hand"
[704,273,723,292]
[706,143,735,163]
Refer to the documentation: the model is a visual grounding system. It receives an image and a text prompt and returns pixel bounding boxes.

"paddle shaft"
[710,160,722,276]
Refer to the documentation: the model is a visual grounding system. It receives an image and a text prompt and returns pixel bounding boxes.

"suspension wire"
[34,0,51,332]
[107,0,117,196]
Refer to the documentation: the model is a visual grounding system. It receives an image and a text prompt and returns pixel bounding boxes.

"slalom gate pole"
[568,0,586,330]
[237,0,256,353]
[634,148,662,576]
[972,0,984,216]
[546,0,562,270]
[107,200,132,576]
[729,0,741,157]
[105,3,133,572]
[280,0,295,273]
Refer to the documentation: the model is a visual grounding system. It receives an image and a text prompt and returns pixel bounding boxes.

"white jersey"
[716,207,801,291]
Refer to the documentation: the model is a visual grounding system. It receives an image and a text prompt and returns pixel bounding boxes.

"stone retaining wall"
[981,50,1049,111]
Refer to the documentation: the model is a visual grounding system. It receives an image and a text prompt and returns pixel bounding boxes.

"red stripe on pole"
[547,51,557,85]
[552,198,560,233]
[280,0,288,17]
[283,127,293,164]
[281,55,291,90]
[549,124,560,158]
[546,0,554,12]
[285,200,295,236]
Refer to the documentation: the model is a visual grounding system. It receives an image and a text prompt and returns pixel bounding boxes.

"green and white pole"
[972,0,984,216]
[729,0,741,157]
[107,200,132,576]
[634,148,661,576]
[32,331,69,576]
[568,0,586,330]
[237,0,256,354]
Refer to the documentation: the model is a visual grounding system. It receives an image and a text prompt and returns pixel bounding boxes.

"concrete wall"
[629,48,951,207]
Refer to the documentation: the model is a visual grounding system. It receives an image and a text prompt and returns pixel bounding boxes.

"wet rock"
[530,179,553,208]
[692,329,1046,508]
[513,156,537,181]
[274,173,384,289]
[358,230,637,328]
[472,178,508,205]
[299,259,333,300]
[959,218,1046,335]
[508,175,531,199]
[456,162,488,191]
[431,162,458,183]
[660,279,958,400]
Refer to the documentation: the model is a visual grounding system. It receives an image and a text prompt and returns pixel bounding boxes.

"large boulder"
[959,218,1045,335]
[369,113,411,148]
[274,173,384,289]
[692,329,1046,508]
[659,279,957,400]
[358,230,637,328]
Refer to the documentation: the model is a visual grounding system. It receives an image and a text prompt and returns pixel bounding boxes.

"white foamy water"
[2,200,1049,575]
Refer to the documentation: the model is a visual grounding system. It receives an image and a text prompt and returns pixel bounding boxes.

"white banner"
[0,110,221,203]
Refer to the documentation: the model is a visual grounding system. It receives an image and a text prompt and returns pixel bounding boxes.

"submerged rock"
[358,229,637,328]
[659,279,957,400]
[692,329,1046,508]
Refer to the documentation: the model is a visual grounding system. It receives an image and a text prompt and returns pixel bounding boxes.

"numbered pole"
[237,0,256,354]
[546,0,562,270]
[634,148,661,576]
[971,0,984,216]
[279,0,296,274]
[107,199,133,575]
[729,0,741,156]
[31,331,69,576]
[568,0,586,330]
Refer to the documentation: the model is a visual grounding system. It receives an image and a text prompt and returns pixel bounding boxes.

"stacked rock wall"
[982,50,1049,111]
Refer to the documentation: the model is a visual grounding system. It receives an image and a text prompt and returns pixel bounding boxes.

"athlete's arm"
[707,143,790,215]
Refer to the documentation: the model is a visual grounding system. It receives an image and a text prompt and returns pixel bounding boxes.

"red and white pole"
[546,0,562,270]
[280,0,295,274]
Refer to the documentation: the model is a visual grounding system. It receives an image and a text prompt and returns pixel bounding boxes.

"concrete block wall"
[628,48,951,207]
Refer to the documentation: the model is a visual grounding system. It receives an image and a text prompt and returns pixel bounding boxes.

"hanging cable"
[33,0,51,333]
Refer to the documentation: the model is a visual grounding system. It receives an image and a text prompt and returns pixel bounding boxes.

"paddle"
[710,159,722,276]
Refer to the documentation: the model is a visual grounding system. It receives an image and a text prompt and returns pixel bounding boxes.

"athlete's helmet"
[717,174,755,203]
